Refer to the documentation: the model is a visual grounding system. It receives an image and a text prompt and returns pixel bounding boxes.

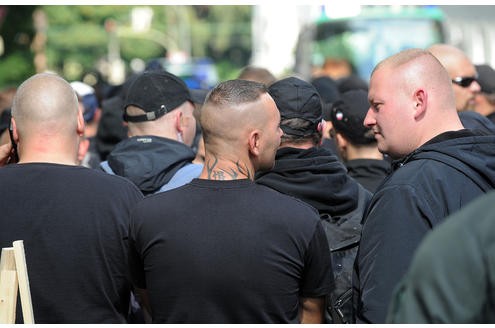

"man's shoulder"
[254,183,324,229]
[146,179,320,223]
[159,163,203,192]
[255,182,320,211]
[75,165,143,195]
[386,157,449,186]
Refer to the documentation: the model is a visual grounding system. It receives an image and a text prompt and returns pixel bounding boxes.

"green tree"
[0,5,37,88]
[0,5,253,88]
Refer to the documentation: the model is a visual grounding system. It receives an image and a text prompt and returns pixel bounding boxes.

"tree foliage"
[0,5,252,89]
[0,6,37,87]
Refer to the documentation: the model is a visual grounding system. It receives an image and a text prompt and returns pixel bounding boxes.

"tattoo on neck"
[205,157,252,180]
[206,157,218,179]
[236,161,252,180]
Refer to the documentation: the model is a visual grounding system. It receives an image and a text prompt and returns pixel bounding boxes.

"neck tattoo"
[205,157,252,180]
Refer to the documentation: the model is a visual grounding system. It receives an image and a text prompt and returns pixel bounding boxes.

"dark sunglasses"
[452,76,478,88]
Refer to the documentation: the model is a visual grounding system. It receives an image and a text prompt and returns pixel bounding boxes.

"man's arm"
[134,287,152,323]
[300,297,325,323]
[356,185,432,323]
[299,220,334,323]
[387,194,491,323]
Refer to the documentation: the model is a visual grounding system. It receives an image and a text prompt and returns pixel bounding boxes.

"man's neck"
[17,138,79,165]
[280,140,316,150]
[345,144,384,161]
[199,155,254,181]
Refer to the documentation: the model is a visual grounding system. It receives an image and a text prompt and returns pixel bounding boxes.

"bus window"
[295,6,446,82]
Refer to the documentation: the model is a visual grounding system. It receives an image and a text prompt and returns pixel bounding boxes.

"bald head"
[238,66,277,86]
[427,44,473,76]
[428,44,480,111]
[12,73,79,137]
[374,48,456,111]
[201,79,271,148]
[366,48,462,158]
[200,79,282,174]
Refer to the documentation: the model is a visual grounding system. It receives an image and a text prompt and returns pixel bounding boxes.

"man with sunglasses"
[428,44,495,134]
[428,43,481,111]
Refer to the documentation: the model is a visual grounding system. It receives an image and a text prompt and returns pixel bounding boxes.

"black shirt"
[345,158,391,193]
[129,179,333,323]
[0,163,143,323]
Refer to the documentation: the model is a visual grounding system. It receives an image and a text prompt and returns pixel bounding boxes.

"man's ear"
[77,137,90,164]
[335,132,347,149]
[248,130,261,157]
[174,110,184,133]
[93,108,102,123]
[11,117,19,143]
[317,120,326,146]
[77,108,85,137]
[335,132,349,161]
[317,120,326,133]
[413,89,427,120]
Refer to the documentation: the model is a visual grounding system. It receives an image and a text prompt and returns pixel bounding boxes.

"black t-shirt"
[0,163,143,323]
[129,178,333,323]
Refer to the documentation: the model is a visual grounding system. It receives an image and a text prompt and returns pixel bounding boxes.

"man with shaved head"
[128,79,333,323]
[428,43,481,112]
[353,49,495,323]
[0,73,143,323]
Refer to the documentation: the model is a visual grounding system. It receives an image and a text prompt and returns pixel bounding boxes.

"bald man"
[128,79,333,323]
[428,43,481,111]
[0,73,143,323]
[353,49,495,323]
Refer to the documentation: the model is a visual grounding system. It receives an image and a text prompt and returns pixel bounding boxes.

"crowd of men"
[1,43,495,324]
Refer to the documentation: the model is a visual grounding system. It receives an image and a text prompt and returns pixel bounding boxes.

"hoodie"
[256,146,367,216]
[101,136,197,195]
[354,129,495,324]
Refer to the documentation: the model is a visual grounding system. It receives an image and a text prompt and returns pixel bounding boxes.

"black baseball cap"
[476,64,495,94]
[268,77,322,136]
[123,70,192,122]
[330,89,375,145]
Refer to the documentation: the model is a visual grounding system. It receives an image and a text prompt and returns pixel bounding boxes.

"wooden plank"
[0,247,18,324]
[12,241,34,324]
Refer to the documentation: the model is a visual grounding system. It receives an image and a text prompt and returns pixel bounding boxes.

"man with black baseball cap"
[100,70,202,195]
[330,89,391,193]
[255,76,372,324]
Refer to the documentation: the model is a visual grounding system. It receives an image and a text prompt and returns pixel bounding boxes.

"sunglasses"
[452,76,478,88]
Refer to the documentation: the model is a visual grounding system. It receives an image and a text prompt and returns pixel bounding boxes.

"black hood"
[107,136,196,194]
[256,147,361,216]
[397,130,495,191]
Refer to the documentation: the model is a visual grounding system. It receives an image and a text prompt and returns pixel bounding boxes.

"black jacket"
[256,146,372,323]
[354,130,495,323]
[256,147,370,217]
[387,190,495,323]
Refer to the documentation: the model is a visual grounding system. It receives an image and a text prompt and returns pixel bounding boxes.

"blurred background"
[0,5,493,92]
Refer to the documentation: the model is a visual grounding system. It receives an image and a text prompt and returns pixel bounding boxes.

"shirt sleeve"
[128,208,147,289]
[300,220,334,298]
